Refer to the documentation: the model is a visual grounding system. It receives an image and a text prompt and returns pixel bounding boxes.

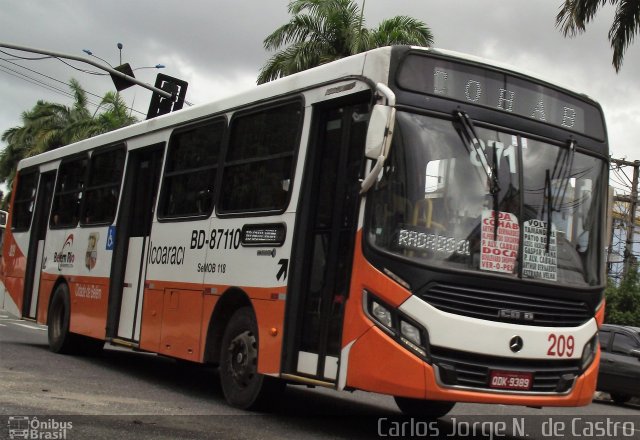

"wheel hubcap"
[227,330,257,388]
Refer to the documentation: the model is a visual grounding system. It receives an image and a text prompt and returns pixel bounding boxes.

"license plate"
[489,370,533,391]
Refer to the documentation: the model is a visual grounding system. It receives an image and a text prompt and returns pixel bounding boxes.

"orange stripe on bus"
[342,230,412,350]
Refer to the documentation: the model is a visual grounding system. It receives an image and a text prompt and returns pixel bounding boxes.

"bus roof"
[17,47,392,171]
[17,45,601,171]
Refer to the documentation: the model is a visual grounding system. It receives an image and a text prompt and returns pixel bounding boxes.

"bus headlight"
[371,301,393,329]
[400,320,421,346]
[364,291,430,361]
[581,335,597,371]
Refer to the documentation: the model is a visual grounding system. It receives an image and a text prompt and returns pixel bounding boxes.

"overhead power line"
[0,56,146,116]
[0,43,173,100]
[1,49,107,76]
[0,65,74,100]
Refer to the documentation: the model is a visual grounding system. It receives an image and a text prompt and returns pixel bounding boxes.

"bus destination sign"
[397,54,605,140]
[241,223,286,246]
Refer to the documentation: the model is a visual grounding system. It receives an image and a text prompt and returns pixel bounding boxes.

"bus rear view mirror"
[365,104,392,159]
[361,104,395,194]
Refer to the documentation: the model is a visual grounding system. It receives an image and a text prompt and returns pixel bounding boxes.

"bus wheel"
[47,284,76,354]
[394,396,455,418]
[219,307,283,410]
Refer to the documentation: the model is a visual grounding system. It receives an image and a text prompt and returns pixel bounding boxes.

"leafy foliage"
[605,267,640,326]
[556,0,640,72]
[258,0,433,83]
[0,79,137,193]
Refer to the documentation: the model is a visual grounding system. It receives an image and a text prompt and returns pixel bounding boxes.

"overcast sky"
[1,1,638,175]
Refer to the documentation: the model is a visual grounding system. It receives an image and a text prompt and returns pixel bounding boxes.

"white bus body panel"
[41,226,114,279]
[145,219,209,286]
[399,295,597,360]
[117,237,145,340]
[28,240,45,318]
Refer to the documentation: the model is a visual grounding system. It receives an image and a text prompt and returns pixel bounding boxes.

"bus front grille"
[420,283,591,327]
[431,347,581,394]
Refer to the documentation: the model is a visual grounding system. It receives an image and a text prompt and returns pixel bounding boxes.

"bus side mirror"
[365,105,392,159]
[361,104,396,194]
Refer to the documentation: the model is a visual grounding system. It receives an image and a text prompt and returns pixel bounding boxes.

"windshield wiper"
[554,140,576,212]
[542,139,576,252]
[544,169,552,253]
[453,111,501,240]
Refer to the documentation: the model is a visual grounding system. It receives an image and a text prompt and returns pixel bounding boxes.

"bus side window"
[158,118,224,219]
[219,101,302,214]
[50,156,88,228]
[12,171,39,231]
[81,147,125,225]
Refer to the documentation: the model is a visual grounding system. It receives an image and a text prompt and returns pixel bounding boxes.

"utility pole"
[0,41,172,100]
[625,161,639,276]
[610,158,640,278]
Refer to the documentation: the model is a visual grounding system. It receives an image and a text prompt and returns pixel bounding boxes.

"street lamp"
[82,48,113,67]
[83,44,125,67]
[133,64,166,70]
[80,46,168,94]
[83,47,164,71]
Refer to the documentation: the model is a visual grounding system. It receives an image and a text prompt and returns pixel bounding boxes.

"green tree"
[258,0,433,84]
[605,267,640,326]
[0,79,137,191]
[73,91,137,139]
[556,0,640,72]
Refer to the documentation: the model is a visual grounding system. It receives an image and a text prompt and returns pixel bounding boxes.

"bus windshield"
[367,111,606,287]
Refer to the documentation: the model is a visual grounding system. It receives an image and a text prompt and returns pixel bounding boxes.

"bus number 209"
[547,334,575,357]
[190,229,241,250]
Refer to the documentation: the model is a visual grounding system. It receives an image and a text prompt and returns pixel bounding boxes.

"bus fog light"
[400,320,421,346]
[371,301,393,329]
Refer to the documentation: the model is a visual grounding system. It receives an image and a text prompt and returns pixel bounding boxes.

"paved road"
[1,311,639,439]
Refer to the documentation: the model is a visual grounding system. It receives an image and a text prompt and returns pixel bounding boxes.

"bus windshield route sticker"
[522,219,557,281]
[480,210,519,274]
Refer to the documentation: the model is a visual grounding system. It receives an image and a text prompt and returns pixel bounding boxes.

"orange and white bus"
[0,46,607,416]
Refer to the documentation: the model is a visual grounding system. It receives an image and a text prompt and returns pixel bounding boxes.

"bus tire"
[47,283,76,354]
[394,396,455,418]
[219,307,284,410]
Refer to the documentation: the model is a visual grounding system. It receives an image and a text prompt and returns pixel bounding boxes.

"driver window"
[425,159,445,194]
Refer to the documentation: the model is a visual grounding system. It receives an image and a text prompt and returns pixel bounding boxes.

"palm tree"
[72,91,138,139]
[257,0,433,84]
[0,127,30,188]
[0,79,138,190]
[556,0,640,72]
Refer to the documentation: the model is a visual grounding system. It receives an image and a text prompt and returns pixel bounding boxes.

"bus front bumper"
[345,324,599,407]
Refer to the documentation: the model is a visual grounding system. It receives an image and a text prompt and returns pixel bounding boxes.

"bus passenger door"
[22,171,56,320]
[285,98,369,384]
[107,144,164,342]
